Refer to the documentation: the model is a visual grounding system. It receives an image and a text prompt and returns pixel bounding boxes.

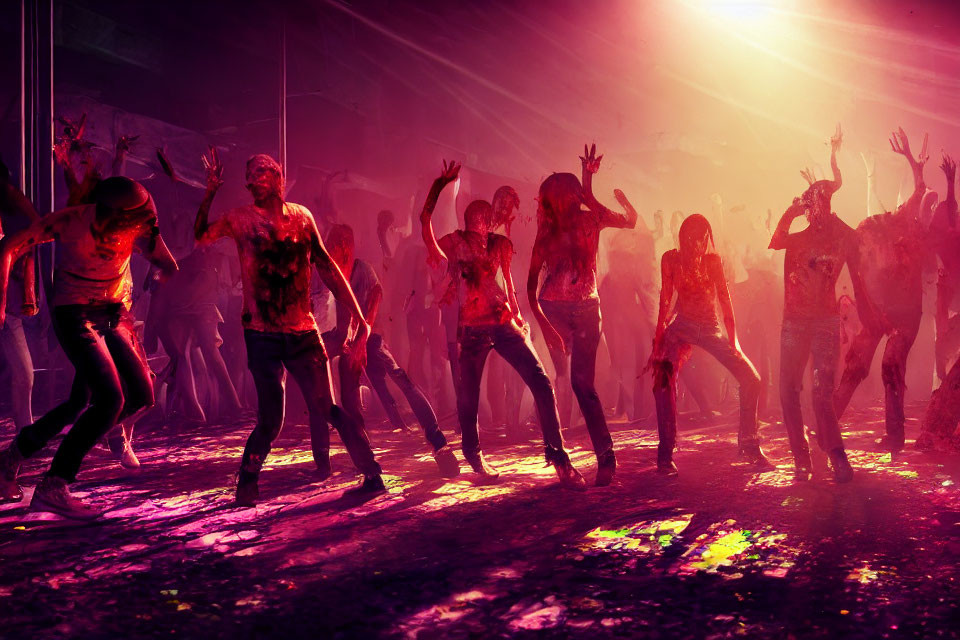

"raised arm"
[111,134,138,177]
[580,144,637,230]
[194,145,224,242]
[829,123,843,192]
[418,160,460,266]
[889,127,929,213]
[527,228,565,352]
[768,198,804,250]
[941,154,957,227]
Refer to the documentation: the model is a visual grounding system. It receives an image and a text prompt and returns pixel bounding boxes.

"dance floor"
[1,403,958,638]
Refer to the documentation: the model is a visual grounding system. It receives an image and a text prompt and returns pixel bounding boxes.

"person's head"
[463,199,494,233]
[326,223,355,271]
[377,209,395,235]
[677,213,714,262]
[799,180,836,227]
[537,173,583,227]
[491,185,520,232]
[91,176,157,237]
[245,154,283,202]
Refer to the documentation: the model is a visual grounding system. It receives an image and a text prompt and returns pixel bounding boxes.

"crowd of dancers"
[1,118,959,521]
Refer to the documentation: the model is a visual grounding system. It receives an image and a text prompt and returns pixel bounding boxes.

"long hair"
[677,213,716,262]
[537,172,582,232]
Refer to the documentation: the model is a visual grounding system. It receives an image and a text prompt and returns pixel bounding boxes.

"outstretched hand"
[201,145,224,191]
[437,159,461,187]
[580,143,603,175]
[941,153,957,183]
[890,127,929,167]
[800,167,817,186]
[830,123,843,154]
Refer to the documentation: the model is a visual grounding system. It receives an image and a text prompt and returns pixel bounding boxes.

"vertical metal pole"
[19,0,27,193]
[47,0,54,211]
[279,16,287,174]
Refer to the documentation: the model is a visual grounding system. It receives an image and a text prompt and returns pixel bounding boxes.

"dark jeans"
[240,329,380,478]
[338,333,447,451]
[835,313,920,443]
[457,323,564,459]
[15,304,154,482]
[780,316,844,456]
[653,315,761,461]
[541,298,613,457]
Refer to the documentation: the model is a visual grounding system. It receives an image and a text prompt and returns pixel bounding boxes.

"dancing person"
[0,177,177,519]
[420,160,586,488]
[193,149,383,505]
[650,214,771,475]
[323,223,460,477]
[527,145,638,485]
[770,125,873,483]
[834,129,934,452]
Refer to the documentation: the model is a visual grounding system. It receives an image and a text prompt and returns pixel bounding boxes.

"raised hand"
[830,123,843,154]
[201,145,224,191]
[437,159,461,186]
[580,143,603,175]
[941,153,957,183]
[116,134,139,154]
[800,167,817,186]
[889,127,928,167]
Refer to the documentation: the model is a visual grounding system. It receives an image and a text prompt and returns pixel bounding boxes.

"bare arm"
[711,255,738,350]
[941,154,957,227]
[111,135,138,177]
[580,144,637,230]
[194,146,224,242]
[652,251,677,352]
[365,283,383,328]
[768,199,804,250]
[829,124,843,192]
[0,213,63,325]
[136,229,179,281]
[890,127,929,214]
[419,160,460,266]
[527,229,565,352]
[498,239,522,323]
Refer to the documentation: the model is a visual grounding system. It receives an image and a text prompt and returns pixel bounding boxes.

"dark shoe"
[348,474,387,495]
[0,446,24,503]
[876,435,905,453]
[595,449,617,487]
[30,475,101,520]
[433,446,461,478]
[657,459,679,476]
[235,474,260,507]
[465,452,500,482]
[738,445,774,470]
[315,449,332,481]
[828,448,854,484]
[107,432,125,457]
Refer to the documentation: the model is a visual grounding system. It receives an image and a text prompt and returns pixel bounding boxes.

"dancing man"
[0,177,176,519]
[194,149,383,505]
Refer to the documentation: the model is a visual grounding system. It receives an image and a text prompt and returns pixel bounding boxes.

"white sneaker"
[120,441,141,470]
[30,476,102,521]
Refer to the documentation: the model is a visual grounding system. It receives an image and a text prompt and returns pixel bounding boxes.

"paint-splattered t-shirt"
[51,204,157,309]
[201,202,320,333]
[438,230,514,327]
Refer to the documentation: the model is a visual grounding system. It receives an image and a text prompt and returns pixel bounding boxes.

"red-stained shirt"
[538,206,631,302]
[51,204,157,309]
[779,216,859,320]
[663,250,721,324]
[201,202,320,333]
[438,230,513,327]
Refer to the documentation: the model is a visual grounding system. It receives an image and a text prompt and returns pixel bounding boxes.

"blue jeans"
[780,316,844,457]
[457,323,565,461]
[241,329,381,478]
[653,315,761,461]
